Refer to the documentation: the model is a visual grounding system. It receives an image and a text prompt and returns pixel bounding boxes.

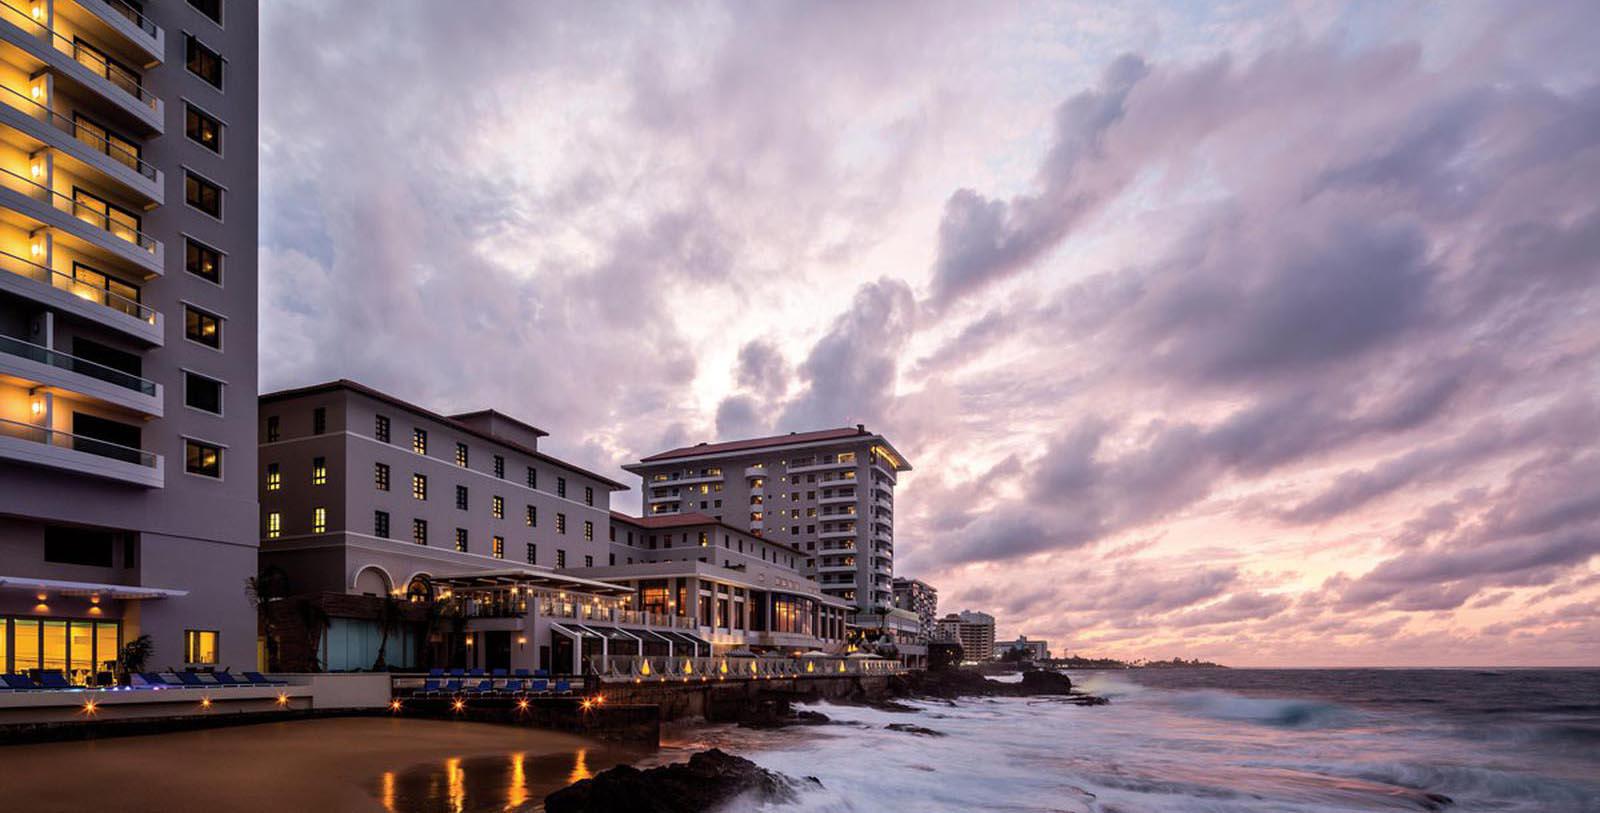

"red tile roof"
[637,426,871,463]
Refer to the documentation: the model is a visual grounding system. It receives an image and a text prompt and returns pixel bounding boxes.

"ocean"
[658,669,1600,812]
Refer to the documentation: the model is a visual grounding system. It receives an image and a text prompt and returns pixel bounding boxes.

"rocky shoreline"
[543,668,1107,808]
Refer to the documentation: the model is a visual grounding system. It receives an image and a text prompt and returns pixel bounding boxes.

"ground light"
[451,698,465,713]
[81,698,98,715]
[200,697,212,709]
[277,693,290,706]
[516,698,529,712]
[389,698,402,712]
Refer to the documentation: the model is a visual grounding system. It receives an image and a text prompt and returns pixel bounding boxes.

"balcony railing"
[587,654,902,682]
[0,166,160,255]
[97,0,159,38]
[0,415,156,467]
[0,83,158,181]
[0,249,156,324]
[0,0,161,112]
[0,332,156,395]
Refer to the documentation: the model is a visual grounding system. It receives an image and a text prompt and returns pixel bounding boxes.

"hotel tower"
[626,426,911,612]
[0,0,258,681]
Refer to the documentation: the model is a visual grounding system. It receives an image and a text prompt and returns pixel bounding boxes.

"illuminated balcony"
[0,0,163,132]
[0,414,160,486]
[0,247,160,343]
[0,163,162,275]
[817,559,856,573]
[58,0,164,67]
[646,492,681,504]
[0,331,160,415]
[0,81,161,202]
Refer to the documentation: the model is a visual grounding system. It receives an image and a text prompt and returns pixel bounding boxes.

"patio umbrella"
[799,650,830,658]
[847,651,878,659]
[725,648,759,658]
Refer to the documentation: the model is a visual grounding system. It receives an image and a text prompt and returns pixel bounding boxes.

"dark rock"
[885,723,945,737]
[892,667,1104,704]
[734,697,834,729]
[544,748,817,813]
[1019,669,1073,694]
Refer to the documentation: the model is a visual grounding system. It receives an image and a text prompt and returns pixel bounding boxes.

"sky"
[258,0,1600,667]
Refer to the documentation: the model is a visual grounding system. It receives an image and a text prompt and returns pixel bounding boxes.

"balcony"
[0,83,161,202]
[646,492,682,504]
[60,0,165,67]
[788,458,857,474]
[818,541,856,553]
[0,414,160,486]
[744,465,766,478]
[0,0,164,132]
[0,166,162,275]
[817,560,856,573]
[0,332,160,415]
[818,492,855,505]
[873,526,892,542]
[0,248,160,343]
[818,527,856,540]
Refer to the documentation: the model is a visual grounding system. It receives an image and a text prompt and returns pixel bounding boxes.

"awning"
[657,630,703,655]
[431,569,633,597]
[551,622,600,640]
[0,576,188,600]
[636,629,678,649]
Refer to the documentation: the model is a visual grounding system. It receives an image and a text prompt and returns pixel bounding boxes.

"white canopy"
[0,575,188,600]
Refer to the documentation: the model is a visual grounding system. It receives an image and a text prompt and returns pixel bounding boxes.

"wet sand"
[0,716,646,812]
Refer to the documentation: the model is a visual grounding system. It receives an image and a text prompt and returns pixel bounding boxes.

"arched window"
[406,575,433,602]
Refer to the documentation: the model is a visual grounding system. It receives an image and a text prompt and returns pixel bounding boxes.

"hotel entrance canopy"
[0,575,188,599]
[430,569,634,597]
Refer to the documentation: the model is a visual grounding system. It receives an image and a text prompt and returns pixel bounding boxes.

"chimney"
[856,423,865,433]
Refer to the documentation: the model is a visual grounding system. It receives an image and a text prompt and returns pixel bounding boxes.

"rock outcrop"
[544,748,820,813]
[893,668,1108,705]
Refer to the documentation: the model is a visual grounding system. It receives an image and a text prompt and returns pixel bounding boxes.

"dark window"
[185,35,223,88]
[187,0,222,24]
[455,485,468,510]
[526,467,537,489]
[312,407,326,434]
[265,415,279,442]
[374,462,390,491]
[493,455,505,479]
[609,553,615,566]
[374,511,389,539]
[525,505,536,527]
[584,555,594,567]
[375,415,390,442]
[556,549,566,568]
[185,439,222,478]
[185,104,221,153]
[557,477,566,498]
[412,519,428,546]
[43,526,116,568]
[185,171,222,218]
[526,543,537,565]
[184,238,222,284]
[454,528,468,553]
[585,486,594,506]
[183,371,222,414]
[184,305,221,348]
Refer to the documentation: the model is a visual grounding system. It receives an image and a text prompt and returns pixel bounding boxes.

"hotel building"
[0,0,258,681]
[935,610,996,661]
[624,426,911,612]
[891,577,937,640]
[257,381,846,675]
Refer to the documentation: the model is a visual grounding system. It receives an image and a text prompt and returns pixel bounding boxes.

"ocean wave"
[1164,689,1360,729]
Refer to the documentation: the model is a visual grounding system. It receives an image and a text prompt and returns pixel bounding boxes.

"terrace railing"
[0,415,157,467]
[585,654,903,683]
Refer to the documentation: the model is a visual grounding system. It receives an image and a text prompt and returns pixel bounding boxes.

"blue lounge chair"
[427,668,445,679]
[420,679,442,695]
[468,669,486,679]
[1,674,39,690]
[503,679,526,694]
[37,671,73,690]
[529,678,549,694]
[242,672,287,687]
[491,668,507,678]
[534,669,549,678]
[141,672,181,688]
[513,668,531,678]
[442,678,463,694]
[465,679,493,695]
[448,668,465,678]
[211,671,246,686]
[553,679,571,694]
[174,671,209,688]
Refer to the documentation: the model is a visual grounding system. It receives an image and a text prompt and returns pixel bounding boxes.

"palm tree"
[118,634,154,684]
[245,567,289,669]
[372,594,405,671]
[294,598,330,672]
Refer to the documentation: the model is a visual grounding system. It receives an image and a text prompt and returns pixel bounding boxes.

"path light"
[82,698,98,715]
[593,694,605,706]
[580,698,594,711]
[389,698,402,712]
[277,693,290,706]
[452,698,465,712]
[200,697,212,709]
[516,698,529,711]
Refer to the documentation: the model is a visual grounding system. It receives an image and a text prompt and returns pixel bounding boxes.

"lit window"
[412,519,428,546]
[525,505,536,527]
[311,456,327,485]
[526,543,537,564]
[585,521,594,541]
[455,442,468,467]
[492,495,504,519]
[265,462,280,491]
[265,511,280,539]
[185,439,222,478]
[184,103,221,153]
[556,513,566,535]
[312,507,326,533]
[185,34,223,88]
[412,473,427,500]
[184,305,221,348]
[412,428,427,455]
[184,630,218,664]
[185,238,222,284]
[492,536,504,559]
[454,528,468,553]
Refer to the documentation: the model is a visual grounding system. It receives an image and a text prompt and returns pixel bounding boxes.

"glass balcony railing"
[0,415,156,467]
[0,249,156,324]
[0,332,156,395]
[0,84,157,181]
[0,166,160,255]
[0,0,161,111]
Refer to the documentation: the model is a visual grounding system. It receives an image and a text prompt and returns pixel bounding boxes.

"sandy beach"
[0,717,644,812]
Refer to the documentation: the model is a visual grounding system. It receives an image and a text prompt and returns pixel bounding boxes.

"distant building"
[999,636,1051,661]
[625,426,912,610]
[891,577,938,639]
[934,610,995,661]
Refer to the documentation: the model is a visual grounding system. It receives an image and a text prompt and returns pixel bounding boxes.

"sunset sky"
[257,1,1599,666]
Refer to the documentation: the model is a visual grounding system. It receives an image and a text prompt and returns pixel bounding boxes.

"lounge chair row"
[134,671,286,689]
[417,676,572,696]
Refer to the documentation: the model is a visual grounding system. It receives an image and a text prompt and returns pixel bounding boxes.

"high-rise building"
[934,610,996,661]
[625,425,911,610]
[0,0,258,681]
[891,577,938,640]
